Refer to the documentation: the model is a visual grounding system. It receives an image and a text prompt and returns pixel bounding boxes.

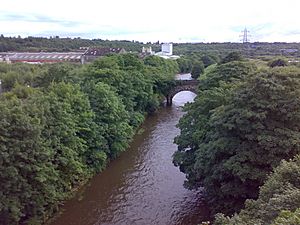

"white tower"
[161,43,173,56]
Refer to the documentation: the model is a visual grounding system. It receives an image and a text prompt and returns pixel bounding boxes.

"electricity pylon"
[240,27,250,43]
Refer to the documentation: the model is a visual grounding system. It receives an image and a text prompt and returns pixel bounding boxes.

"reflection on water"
[50,91,210,225]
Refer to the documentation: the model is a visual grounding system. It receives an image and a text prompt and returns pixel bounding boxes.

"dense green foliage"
[272,209,300,225]
[176,57,193,73]
[173,55,300,218]
[215,155,300,225]
[0,35,160,53]
[268,58,288,68]
[191,61,204,79]
[220,51,243,64]
[176,53,219,75]
[1,35,300,60]
[0,54,178,224]
[173,42,300,58]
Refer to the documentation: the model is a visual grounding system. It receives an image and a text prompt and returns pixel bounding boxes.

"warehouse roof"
[84,48,124,56]
[9,52,83,60]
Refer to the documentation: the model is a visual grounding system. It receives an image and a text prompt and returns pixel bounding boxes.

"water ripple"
[50,91,209,225]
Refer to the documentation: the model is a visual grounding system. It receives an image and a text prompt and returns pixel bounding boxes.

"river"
[50,88,210,225]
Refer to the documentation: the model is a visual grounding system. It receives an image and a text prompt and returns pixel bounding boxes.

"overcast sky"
[1,0,300,43]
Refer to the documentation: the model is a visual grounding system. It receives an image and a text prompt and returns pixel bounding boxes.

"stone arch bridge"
[166,80,199,106]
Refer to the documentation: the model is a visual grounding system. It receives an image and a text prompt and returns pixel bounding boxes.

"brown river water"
[50,90,210,225]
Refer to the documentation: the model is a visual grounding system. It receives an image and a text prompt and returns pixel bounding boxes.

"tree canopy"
[174,59,300,216]
[0,53,178,224]
[215,155,300,225]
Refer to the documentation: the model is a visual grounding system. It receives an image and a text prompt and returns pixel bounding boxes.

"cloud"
[1,0,300,42]
[0,12,82,27]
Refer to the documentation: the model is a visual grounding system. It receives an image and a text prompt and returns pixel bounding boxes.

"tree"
[201,55,217,68]
[174,65,300,215]
[39,83,94,191]
[0,52,180,224]
[221,52,243,64]
[33,63,81,87]
[83,82,133,159]
[174,61,256,191]
[191,61,204,79]
[0,70,34,92]
[0,91,60,225]
[122,53,144,70]
[268,58,288,68]
[176,57,192,73]
[215,155,300,225]
[272,209,300,225]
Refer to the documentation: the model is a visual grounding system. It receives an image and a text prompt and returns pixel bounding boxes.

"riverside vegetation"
[2,38,300,224]
[0,54,178,224]
[173,53,300,224]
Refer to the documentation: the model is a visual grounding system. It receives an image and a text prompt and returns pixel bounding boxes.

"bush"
[268,58,288,68]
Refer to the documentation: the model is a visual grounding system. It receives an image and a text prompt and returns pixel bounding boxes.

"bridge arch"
[165,80,199,106]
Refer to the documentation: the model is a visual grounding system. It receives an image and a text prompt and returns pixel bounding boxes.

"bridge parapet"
[174,80,199,85]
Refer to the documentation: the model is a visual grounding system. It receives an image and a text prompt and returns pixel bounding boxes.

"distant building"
[142,46,154,55]
[82,47,126,63]
[154,43,179,60]
[139,46,155,58]
[0,47,126,64]
[161,43,173,56]
[6,52,83,64]
[0,53,14,63]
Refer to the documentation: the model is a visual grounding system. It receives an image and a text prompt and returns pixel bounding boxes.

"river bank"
[49,91,210,225]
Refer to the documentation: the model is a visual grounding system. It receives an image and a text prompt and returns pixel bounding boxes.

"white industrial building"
[161,43,173,56]
[155,43,179,59]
